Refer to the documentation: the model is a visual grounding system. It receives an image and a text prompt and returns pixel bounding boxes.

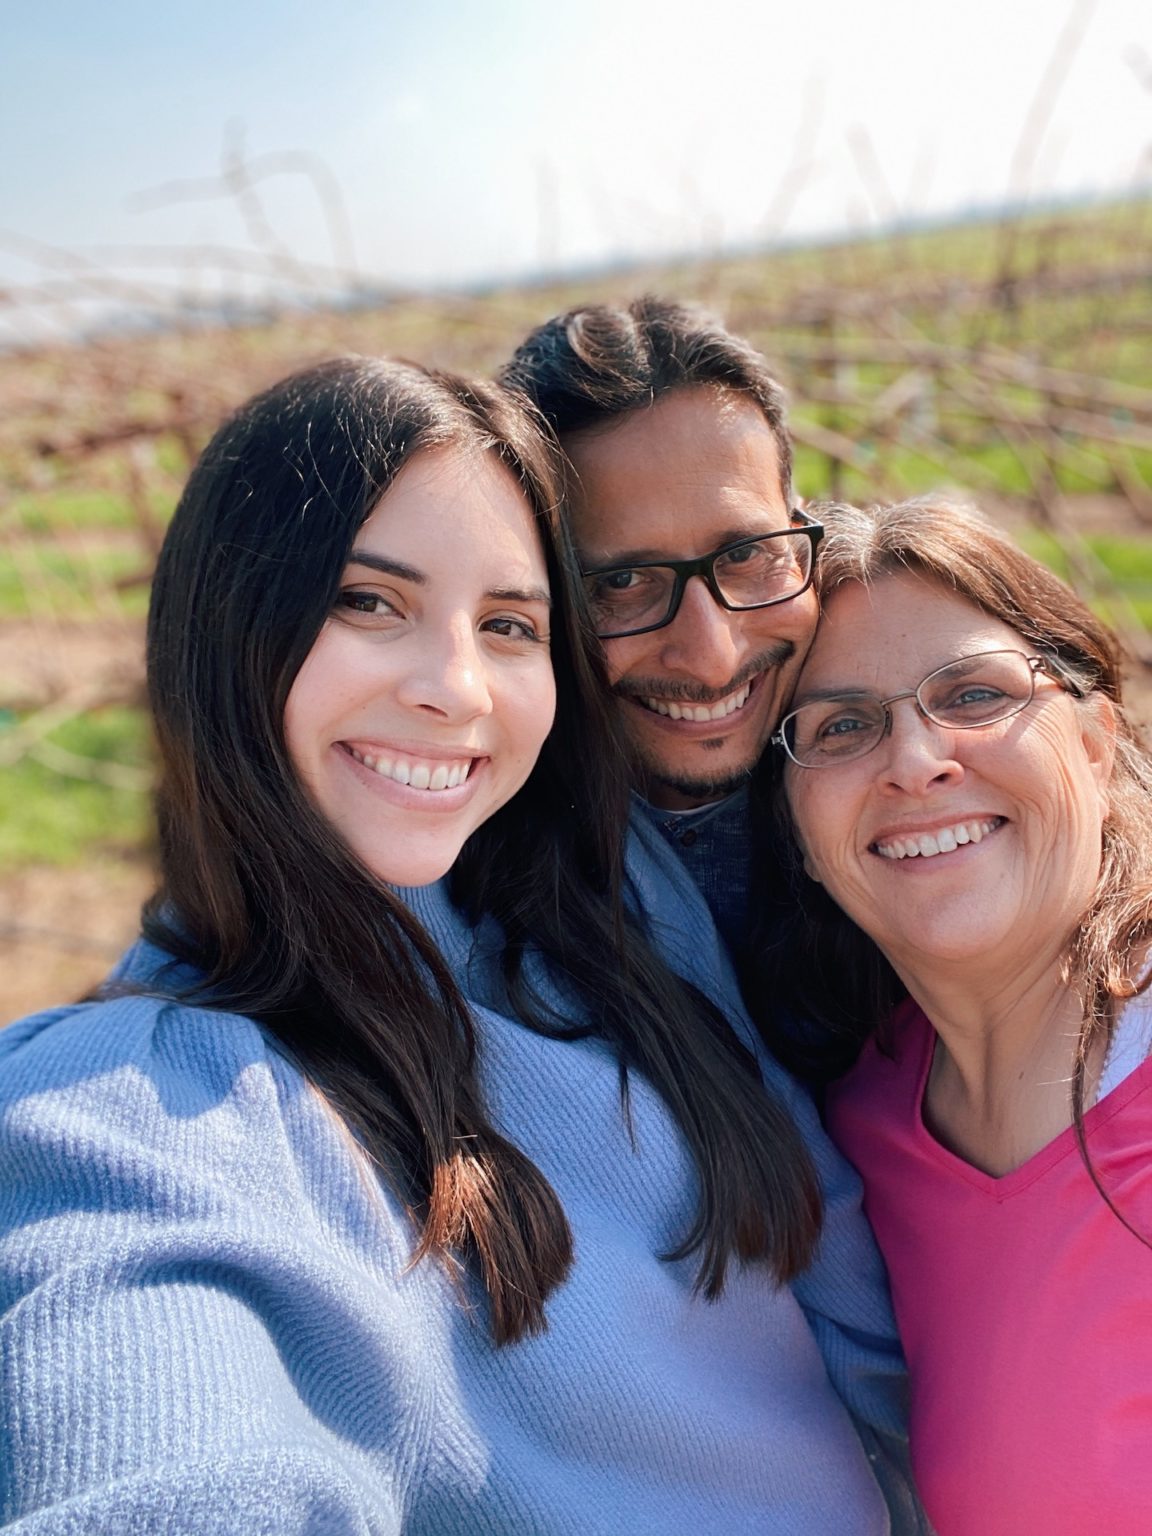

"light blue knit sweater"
[0,819,919,1533]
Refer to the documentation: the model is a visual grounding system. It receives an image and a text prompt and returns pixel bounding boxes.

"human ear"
[1079,693,1117,817]
[783,788,823,885]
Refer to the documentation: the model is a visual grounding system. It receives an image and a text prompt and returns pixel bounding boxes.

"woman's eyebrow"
[487,585,552,607]
[793,684,879,704]
[345,554,550,609]
[346,550,426,583]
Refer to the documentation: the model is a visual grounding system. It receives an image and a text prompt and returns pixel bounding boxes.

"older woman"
[773,497,1152,1536]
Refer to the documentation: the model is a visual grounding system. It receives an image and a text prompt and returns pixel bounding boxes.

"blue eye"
[816,712,874,740]
[930,682,1013,723]
[954,684,1006,706]
[788,700,886,762]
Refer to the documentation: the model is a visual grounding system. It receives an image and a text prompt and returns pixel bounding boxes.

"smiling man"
[503,296,821,953]
[501,299,927,1532]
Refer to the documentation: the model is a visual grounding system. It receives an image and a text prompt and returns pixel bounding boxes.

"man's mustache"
[611,641,796,706]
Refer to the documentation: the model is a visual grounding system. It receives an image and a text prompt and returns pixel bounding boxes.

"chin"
[641,760,758,810]
[354,841,465,890]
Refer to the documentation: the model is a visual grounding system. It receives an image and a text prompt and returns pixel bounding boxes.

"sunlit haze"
[2,0,1148,325]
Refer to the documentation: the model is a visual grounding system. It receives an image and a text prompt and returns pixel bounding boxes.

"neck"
[895,953,1100,1176]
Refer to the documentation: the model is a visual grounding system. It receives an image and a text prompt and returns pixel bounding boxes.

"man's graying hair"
[502,295,793,500]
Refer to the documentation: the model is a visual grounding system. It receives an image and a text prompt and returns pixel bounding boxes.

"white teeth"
[644,683,751,721]
[347,747,473,791]
[874,818,1001,861]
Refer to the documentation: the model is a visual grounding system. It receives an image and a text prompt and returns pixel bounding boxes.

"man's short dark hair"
[501,295,793,499]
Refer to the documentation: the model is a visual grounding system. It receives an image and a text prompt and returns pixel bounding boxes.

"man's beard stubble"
[613,639,796,804]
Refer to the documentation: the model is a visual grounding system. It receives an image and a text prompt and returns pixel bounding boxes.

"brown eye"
[482,615,545,643]
[335,589,401,619]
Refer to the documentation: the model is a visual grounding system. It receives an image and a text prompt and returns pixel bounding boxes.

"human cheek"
[770,587,819,657]
[500,664,557,781]
[282,643,333,782]
[761,642,807,718]
[786,773,840,886]
[789,766,887,914]
[284,628,380,775]
[599,632,650,688]
[1013,716,1108,886]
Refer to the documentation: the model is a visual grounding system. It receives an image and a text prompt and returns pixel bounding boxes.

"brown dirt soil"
[1,858,154,1025]
[0,618,145,711]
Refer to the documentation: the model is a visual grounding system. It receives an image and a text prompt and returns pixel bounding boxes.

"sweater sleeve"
[0,997,423,1534]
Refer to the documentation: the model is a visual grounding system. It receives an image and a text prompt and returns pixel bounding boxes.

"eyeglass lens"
[784,651,1037,766]
[583,531,814,637]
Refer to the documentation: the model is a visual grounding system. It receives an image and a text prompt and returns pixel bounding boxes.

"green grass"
[0,543,150,619]
[0,708,152,869]
[1016,530,1152,629]
[7,489,137,534]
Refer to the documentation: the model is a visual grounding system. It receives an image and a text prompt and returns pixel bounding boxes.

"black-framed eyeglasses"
[580,509,824,641]
[773,648,1087,769]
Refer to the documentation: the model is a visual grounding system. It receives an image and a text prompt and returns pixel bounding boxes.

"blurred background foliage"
[2,193,1151,1016]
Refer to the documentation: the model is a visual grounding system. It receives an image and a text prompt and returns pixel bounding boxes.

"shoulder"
[2,976,296,1148]
[0,956,435,1528]
[0,952,399,1261]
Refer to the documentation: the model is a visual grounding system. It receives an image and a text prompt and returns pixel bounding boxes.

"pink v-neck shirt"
[827,998,1152,1535]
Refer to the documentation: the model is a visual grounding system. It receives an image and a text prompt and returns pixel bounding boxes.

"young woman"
[0,359,914,1533]
[774,497,1152,1535]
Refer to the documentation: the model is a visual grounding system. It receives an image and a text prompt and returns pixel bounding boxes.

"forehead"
[562,386,788,564]
[357,445,546,576]
[799,573,1026,694]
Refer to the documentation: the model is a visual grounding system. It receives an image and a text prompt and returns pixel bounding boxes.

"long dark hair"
[141,356,820,1344]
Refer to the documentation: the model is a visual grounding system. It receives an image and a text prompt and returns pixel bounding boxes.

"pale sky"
[1,0,1148,332]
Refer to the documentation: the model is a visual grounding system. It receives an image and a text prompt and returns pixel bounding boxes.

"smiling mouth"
[342,744,476,791]
[872,816,1005,861]
[637,679,753,723]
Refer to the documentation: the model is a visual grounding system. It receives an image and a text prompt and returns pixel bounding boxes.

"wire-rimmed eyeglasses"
[773,649,1086,769]
[580,510,824,641]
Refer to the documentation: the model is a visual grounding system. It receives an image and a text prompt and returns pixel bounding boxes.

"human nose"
[656,575,743,687]
[394,616,494,721]
[876,698,965,794]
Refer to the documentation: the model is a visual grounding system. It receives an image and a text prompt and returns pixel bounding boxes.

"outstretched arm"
[0,996,423,1534]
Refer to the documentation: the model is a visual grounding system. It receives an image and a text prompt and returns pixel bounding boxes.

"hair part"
[501,294,794,501]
